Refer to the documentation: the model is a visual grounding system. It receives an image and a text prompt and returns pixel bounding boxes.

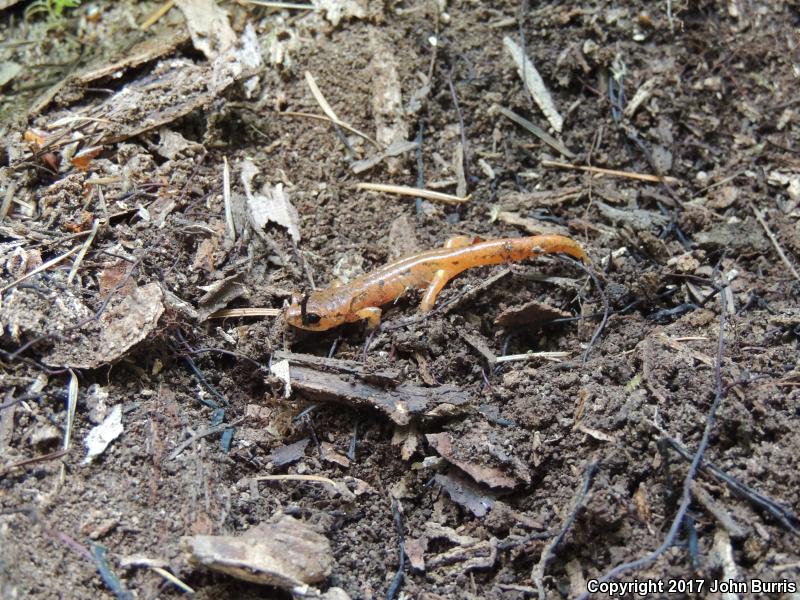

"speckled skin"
[284,234,588,331]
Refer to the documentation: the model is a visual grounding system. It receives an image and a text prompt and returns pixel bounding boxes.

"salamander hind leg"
[355,307,382,330]
[419,235,478,313]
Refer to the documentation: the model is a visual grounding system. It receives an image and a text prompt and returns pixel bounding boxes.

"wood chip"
[426,433,518,489]
[458,330,497,366]
[45,283,165,369]
[175,0,236,60]
[267,438,309,467]
[321,442,350,468]
[183,515,332,589]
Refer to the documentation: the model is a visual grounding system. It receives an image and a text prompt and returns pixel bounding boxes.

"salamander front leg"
[420,235,475,312]
[355,307,382,331]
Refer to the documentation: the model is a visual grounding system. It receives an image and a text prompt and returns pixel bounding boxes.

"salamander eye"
[303,312,321,325]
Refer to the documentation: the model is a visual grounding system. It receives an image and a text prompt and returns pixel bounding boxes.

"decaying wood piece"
[273,350,401,386]
[273,351,469,425]
[427,432,524,489]
[288,366,469,425]
[30,30,192,115]
[29,26,262,150]
[183,515,332,590]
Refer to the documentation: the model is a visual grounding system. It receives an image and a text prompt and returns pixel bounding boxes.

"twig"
[303,72,381,149]
[0,448,69,476]
[532,461,597,599]
[542,160,680,184]
[181,345,265,369]
[207,307,282,318]
[223,156,235,243]
[663,436,799,535]
[151,567,195,594]
[277,111,378,150]
[173,332,227,409]
[446,64,470,192]
[689,480,746,539]
[240,0,315,9]
[495,351,569,363]
[252,474,353,500]
[576,277,731,599]
[355,182,470,204]
[167,417,246,461]
[0,245,81,294]
[139,0,174,29]
[0,180,15,222]
[568,258,609,365]
[91,544,134,600]
[67,219,100,284]
[63,370,78,451]
[749,202,800,282]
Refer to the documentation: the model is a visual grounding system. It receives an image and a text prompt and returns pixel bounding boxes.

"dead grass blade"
[498,106,575,159]
[67,220,100,284]
[355,182,470,205]
[303,71,381,149]
[542,160,680,185]
[223,156,235,242]
[0,245,81,294]
[139,0,175,29]
[240,0,315,8]
[208,307,282,318]
[503,36,564,133]
[749,201,800,282]
[64,370,78,451]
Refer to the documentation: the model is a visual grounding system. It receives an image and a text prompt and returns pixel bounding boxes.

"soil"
[1,1,799,599]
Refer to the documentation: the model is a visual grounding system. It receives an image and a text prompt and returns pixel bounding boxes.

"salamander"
[284,233,588,331]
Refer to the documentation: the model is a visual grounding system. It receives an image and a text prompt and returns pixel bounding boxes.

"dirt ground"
[1,0,799,598]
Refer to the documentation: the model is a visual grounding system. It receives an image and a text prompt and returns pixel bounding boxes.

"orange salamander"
[284,233,588,331]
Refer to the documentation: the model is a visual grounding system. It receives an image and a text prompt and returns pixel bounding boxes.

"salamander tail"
[530,234,589,263]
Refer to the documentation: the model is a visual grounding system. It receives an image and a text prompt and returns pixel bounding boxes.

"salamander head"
[284,292,343,332]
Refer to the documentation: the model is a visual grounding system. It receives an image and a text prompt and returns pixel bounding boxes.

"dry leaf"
[241,159,301,243]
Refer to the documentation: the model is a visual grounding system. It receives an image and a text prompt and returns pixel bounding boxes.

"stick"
[0,246,80,294]
[303,72,381,149]
[495,351,570,363]
[355,182,470,204]
[240,0,315,8]
[278,111,379,149]
[503,36,563,133]
[67,219,100,284]
[542,160,680,184]
[63,370,78,451]
[139,0,175,29]
[749,202,800,282]
[207,307,282,318]
[223,156,235,242]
